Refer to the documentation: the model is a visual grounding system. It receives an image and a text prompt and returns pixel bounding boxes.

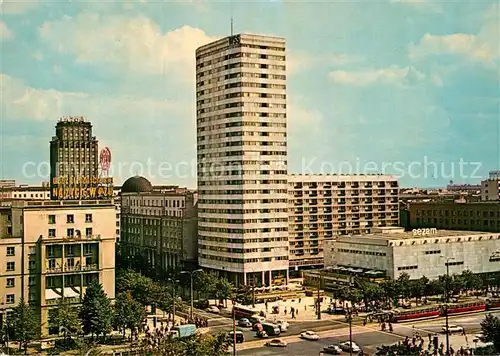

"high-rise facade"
[196,34,289,286]
[50,117,99,199]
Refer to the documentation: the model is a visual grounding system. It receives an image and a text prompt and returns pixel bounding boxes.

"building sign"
[412,228,437,236]
[52,177,113,200]
[100,147,112,172]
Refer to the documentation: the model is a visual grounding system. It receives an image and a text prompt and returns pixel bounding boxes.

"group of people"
[390,333,473,356]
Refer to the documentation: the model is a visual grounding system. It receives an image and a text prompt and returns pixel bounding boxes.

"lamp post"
[168,278,180,326]
[231,297,237,356]
[317,270,322,320]
[180,269,203,321]
[441,256,455,356]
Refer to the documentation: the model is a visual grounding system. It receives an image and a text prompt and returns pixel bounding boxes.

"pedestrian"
[450,346,455,355]
[305,305,307,311]
[284,307,287,315]
[296,309,299,317]
[299,298,301,303]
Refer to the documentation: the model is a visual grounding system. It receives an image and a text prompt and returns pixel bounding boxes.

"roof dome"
[121,176,153,193]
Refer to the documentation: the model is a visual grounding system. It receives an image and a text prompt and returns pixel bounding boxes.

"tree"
[50,299,81,345]
[80,281,113,340]
[139,333,231,356]
[360,283,384,312]
[215,278,234,308]
[7,299,40,354]
[480,314,500,352]
[117,269,158,306]
[114,292,146,341]
[397,273,411,300]
[194,272,218,301]
[461,270,481,295]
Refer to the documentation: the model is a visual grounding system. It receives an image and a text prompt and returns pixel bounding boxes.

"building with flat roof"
[410,201,500,233]
[287,174,399,272]
[196,34,289,286]
[324,227,500,280]
[0,199,116,336]
[119,176,198,276]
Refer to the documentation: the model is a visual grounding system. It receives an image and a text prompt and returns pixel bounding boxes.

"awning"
[63,287,79,298]
[45,288,62,300]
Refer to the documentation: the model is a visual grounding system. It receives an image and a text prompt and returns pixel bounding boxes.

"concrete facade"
[120,188,198,273]
[0,200,116,336]
[324,227,500,280]
[196,34,289,286]
[288,174,399,270]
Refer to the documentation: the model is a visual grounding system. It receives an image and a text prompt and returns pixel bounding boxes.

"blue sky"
[1,0,498,188]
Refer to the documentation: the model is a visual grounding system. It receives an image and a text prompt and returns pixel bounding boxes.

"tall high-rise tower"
[50,116,99,199]
[196,34,289,286]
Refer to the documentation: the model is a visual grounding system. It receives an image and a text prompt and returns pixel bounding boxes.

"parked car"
[322,345,342,355]
[229,331,245,344]
[238,318,252,327]
[265,339,288,347]
[300,331,320,340]
[340,341,361,353]
[206,306,220,314]
[257,330,268,338]
[276,320,289,332]
[441,325,464,334]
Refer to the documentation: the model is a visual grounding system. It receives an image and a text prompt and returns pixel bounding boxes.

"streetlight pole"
[181,269,203,321]
[317,270,322,320]
[168,278,180,326]
[232,297,237,356]
[348,275,353,356]
[441,256,455,356]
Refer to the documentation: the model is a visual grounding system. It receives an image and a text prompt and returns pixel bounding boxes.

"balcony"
[43,234,102,244]
[82,264,98,271]
[46,267,63,274]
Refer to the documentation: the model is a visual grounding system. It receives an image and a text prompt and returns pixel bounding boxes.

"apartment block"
[287,174,399,271]
[120,176,198,275]
[196,34,289,286]
[0,200,116,336]
[410,201,500,232]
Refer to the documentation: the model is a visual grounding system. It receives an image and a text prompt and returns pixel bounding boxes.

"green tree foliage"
[80,281,113,340]
[215,278,235,307]
[480,314,500,352]
[50,299,81,344]
[114,292,146,341]
[117,269,158,306]
[139,332,231,356]
[375,343,421,355]
[7,299,40,354]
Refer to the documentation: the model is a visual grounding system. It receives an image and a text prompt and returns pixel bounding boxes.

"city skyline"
[1,0,499,188]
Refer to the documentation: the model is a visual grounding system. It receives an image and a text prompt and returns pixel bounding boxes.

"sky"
[0,0,499,188]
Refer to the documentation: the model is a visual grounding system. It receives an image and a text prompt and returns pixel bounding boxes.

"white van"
[276,320,289,332]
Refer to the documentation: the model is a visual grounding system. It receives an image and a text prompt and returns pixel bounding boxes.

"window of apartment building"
[6,261,15,271]
[67,228,74,237]
[48,259,56,269]
[29,276,36,285]
[83,245,92,256]
[48,229,56,237]
[29,291,36,302]
[67,258,75,268]
[116,221,120,227]
[85,228,93,236]
[48,215,56,224]
[67,214,74,223]
[85,214,93,223]
[6,278,15,288]
[6,294,15,304]
[66,245,74,256]
[85,256,93,266]
[6,246,15,256]
[47,246,55,257]
[29,246,36,255]
[46,277,55,288]
[29,260,36,270]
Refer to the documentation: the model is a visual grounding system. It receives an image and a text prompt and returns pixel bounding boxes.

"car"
[206,306,220,314]
[322,345,342,355]
[265,339,288,347]
[276,320,289,332]
[300,331,320,340]
[257,330,268,338]
[340,341,361,353]
[252,322,262,331]
[441,325,464,334]
[238,318,252,327]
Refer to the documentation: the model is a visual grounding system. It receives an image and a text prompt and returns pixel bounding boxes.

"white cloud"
[38,12,219,81]
[328,66,428,87]
[0,73,184,122]
[0,21,13,40]
[409,4,499,65]
[288,51,363,75]
[0,0,39,14]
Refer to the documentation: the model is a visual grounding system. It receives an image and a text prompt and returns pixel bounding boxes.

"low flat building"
[287,174,399,272]
[324,227,500,280]
[410,201,500,232]
[0,199,116,336]
[119,176,198,275]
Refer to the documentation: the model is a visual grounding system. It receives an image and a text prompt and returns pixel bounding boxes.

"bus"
[233,305,261,319]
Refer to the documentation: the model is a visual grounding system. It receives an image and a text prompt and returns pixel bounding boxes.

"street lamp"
[440,256,455,356]
[180,269,203,321]
[317,270,323,320]
[347,275,354,356]
[168,278,180,326]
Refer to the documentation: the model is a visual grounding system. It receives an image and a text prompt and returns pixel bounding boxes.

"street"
[237,311,500,355]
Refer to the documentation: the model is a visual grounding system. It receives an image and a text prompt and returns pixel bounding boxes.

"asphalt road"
[237,311,500,356]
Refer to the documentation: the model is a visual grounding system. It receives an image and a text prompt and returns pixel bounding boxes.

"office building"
[196,34,289,286]
[0,199,116,336]
[120,176,198,275]
[288,174,399,271]
[410,201,500,232]
[49,116,100,200]
[324,227,500,280]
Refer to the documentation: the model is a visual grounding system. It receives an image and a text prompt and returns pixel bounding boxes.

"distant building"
[446,184,481,193]
[324,227,500,280]
[410,201,500,232]
[287,174,399,272]
[120,176,198,275]
[0,199,116,336]
[481,179,500,201]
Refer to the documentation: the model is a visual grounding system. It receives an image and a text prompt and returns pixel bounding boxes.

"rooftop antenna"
[230,0,234,36]
[231,17,233,37]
